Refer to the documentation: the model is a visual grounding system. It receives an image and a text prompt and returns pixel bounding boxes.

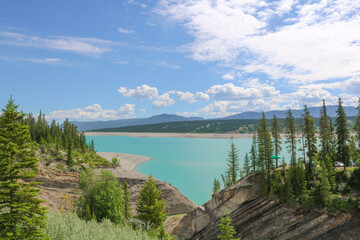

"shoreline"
[86,132,256,139]
[96,152,151,172]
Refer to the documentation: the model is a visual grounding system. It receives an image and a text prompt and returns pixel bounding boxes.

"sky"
[1,0,360,121]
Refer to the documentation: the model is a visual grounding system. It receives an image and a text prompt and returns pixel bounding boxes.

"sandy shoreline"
[96,152,151,172]
[86,132,255,139]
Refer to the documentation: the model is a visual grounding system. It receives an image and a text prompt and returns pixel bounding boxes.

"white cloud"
[0,31,111,55]
[47,103,135,121]
[176,111,199,117]
[206,82,279,100]
[157,0,360,82]
[117,27,135,34]
[19,57,63,64]
[222,74,234,81]
[152,93,175,108]
[170,90,210,103]
[154,61,181,69]
[118,84,159,100]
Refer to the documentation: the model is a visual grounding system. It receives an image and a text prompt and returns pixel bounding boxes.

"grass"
[45,211,158,240]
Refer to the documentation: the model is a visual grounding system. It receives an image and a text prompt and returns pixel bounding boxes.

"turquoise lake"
[86,136,292,205]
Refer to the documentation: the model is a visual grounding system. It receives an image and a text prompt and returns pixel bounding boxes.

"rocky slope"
[32,162,196,215]
[171,174,360,240]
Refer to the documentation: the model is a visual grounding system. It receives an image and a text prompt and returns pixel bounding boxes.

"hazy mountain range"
[73,106,358,131]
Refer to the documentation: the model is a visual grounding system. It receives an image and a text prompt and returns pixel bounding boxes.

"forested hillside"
[93,116,357,134]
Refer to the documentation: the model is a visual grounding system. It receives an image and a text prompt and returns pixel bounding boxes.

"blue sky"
[1,0,360,121]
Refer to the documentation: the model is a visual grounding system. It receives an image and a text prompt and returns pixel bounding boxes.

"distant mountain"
[222,106,358,120]
[72,114,203,131]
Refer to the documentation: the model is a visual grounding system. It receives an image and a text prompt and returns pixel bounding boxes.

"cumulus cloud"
[47,103,135,121]
[170,90,210,103]
[152,93,175,108]
[117,27,135,34]
[206,82,279,100]
[222,74,234,81]
[157,0,360,82]
[118,84,159,100]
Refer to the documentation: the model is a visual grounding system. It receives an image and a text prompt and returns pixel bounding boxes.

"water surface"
[87,136,291,205]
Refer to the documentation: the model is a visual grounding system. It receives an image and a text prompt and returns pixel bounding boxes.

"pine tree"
[284,109,297,166]
[250,132,258,172]
[353,98,360,162]
[123,180,132,220]
[225,138,240,185]
[136,176,167,228]
[335,98,350,171]
[257,112,273,186]
[67,137,74,167]
[271,115,282,168]
[243,153,251,176]
[217,211,240,240]
[213,178,221,194]
[298,115,307,166]
[0,97,47,239]
[303,105,317,180]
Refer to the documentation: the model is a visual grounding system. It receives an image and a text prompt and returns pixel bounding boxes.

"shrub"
[77,169,124,224]
[45,211,157,240]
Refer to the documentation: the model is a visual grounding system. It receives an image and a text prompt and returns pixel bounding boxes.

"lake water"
[86,136,292,205]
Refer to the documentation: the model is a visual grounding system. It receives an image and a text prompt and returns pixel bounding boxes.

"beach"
[97,152,151,172]
[86,132,255,139]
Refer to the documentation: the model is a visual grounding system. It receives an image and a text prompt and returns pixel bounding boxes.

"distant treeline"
[93,116,357,134]
[24,111,93,152]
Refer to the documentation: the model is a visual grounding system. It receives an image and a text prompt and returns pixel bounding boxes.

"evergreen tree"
[271,115,282,168]
[67,138,74,167]
[257,112,273,187]
[136,176,167,228]
[213,178,221,194]
[284,109,297,166]
[157,223,170,240]
[0,97,47,239]
[243,153,251,176]
[225,138,240,185]
[217,211,240,240]
[123,180,132,220]
[298,115,307,165]
[250,133,258,172]
[335,98,350,171]
[303,105,317,180]
[353,98,360,162]
[221,171,232,189]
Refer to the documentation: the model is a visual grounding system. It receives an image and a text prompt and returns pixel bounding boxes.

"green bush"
[46,211,158,240]
[77,169,124,224]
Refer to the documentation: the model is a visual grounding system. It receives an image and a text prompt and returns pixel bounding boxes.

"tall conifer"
[271,115,282,168]
[335,98,350,171]
[284,110,297,166]
[0,97,47,239]
[303,105,317,180]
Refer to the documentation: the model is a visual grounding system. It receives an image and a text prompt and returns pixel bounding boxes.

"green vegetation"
[76,169,124,223]
[45,211,158,240]
[93,115,358,134]
[136,176,167,229]
[217,211,240,240]
[213,178,221,194]
[221,138,240,187]
[0,97,47,239]
[215,97,360,216]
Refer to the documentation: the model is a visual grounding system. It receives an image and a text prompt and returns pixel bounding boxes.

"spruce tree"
[136,176,167,228]
[217,211,240,240]
[243,153,251,176]
[284,109,297,166]
[319,100,334,169]
[353,98,360,162]
[0,97,47,239]
[250,132,258,172]
[123,180,132,220]
[303,105,317,180]
[271,115,282,168]
[335,98,350,171]
[213,178,221,194]
[257,112,273,177]
[225,138,240,185]
[67,138,74,167]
